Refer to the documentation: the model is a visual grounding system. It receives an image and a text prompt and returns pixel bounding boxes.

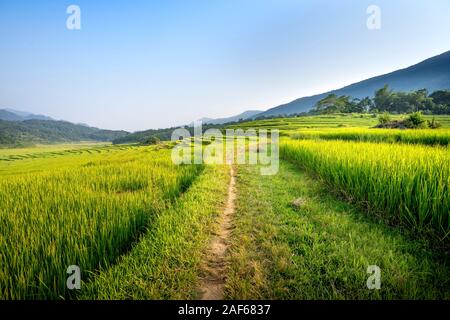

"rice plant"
[291,128,450,146]
[281,139,450,240]
[0,146,201,299]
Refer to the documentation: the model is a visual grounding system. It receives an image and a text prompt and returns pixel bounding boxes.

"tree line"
[312,86,450,115]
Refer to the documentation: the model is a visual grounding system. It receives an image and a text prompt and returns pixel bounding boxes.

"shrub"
[143,136,160,145]
[378,112,391,125]
[405,112,427,129]
[428,117,442,129]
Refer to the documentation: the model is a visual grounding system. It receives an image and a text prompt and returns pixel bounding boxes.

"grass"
[280,139,450,242]
[225,161,450,299]
[291,128,450,146]
[1,116,450,300]
[0,145,201,299]
[0,142,110,156]
[231,114,450,132]
[80,164,230,299]
[0,144,136,176]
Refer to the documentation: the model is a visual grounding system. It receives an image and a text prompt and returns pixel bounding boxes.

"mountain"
[258,50,450,117]
[196,110,262,125]
[112,122,227,145]
[1,108,54,121]
[0,119,129,147]
[0,110,23,121]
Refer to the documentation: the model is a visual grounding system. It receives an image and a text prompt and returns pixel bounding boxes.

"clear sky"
[1,0,449,131]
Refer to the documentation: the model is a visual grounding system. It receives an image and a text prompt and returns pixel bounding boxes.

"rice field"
[0,145,201,299]
[232,114,450,131]
[291,128,450,146]
[280,139,450,241]
[1,114,450,300]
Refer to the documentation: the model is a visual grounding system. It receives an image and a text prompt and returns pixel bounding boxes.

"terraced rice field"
[0,144,202,299]
[232,114,450,131]
[291,128,450,146]
[1,114,449,300]
[280,139,450,239]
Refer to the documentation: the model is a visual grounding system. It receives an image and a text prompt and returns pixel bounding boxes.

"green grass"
[292,128,450,146]
[0,145,201,299]
[0,144,135,176]
[80,164,230,299]
[0,142,110,156]
[231,114,450,132]
[280,139,450,241]
[1,119,449,300]
[225,161,450,299]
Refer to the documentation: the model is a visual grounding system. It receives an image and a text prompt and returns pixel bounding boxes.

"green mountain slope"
[259,50,450,117]
[0,119,129,147]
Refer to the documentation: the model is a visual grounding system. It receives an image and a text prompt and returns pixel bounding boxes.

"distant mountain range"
[2,50,450,147]
[0,119,129,147]
[196,110,262,125]
[0,108,54,121]
[0,108,129,147]
[257,50,450,117]
[196,50,450,122]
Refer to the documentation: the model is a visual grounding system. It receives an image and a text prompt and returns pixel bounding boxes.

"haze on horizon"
[1,0,449,132]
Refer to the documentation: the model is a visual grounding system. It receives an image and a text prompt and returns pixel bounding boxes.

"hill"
[259,50,450,117]
[112,124,221,145]
[197,110,262,125]
[0,119,129,147]
[0,108,54,121]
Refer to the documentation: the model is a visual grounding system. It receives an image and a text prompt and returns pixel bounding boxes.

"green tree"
[314,95,357,114]
[374,85,393,112]
[430,90,450,106]
[358,97,374,113]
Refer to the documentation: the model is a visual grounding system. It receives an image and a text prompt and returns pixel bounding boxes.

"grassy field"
[226,162,450,299]
[0,142,110,156]
[232,113,450,131]
[0,113,449,300]
[292,128,450,146]
[280,139,450,241]
[0,144,201,299]
[81,164,230,299]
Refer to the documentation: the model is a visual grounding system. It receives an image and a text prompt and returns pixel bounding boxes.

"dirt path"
[198,165,236,300]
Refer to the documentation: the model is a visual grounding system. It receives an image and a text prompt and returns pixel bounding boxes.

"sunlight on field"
[0,142,110,156]
[291,127,450,146]
[1,115,449,300]
[0,144,201,299]
[232,114,450,131]
[281,139,450,238]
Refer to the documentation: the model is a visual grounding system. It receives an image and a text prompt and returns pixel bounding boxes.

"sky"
[0,0,449,132]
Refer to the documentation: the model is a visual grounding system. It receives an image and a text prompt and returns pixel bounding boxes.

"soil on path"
[198,165,236,300]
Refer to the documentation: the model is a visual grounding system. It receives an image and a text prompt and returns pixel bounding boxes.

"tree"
[143,136,160,145]
[430,90,450,106]
[314,94,339,113]
[374,85,393,112]
[410,89,435,113]
[358,97,374,113]
[309,86,450,116]
[391,92,413,113]
[314,94,357,114]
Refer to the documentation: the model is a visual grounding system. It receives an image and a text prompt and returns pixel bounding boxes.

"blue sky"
[1,0,449,131]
